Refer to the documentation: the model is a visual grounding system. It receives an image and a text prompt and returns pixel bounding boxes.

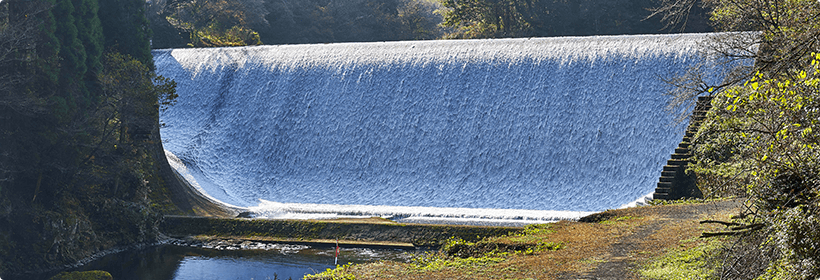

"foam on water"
[154,34,739,225]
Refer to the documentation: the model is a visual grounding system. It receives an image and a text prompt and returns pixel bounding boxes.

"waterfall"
[153,34,738,225]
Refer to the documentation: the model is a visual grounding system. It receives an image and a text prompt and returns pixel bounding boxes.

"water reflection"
[61,244,418,280]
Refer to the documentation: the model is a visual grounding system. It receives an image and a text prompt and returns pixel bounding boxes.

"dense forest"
[146,0,711,48]
[0,0,179,276]
[2,0,818,278]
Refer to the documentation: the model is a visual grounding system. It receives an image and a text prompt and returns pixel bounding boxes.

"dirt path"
[565,199,744,280]
[313,199,745,280]
[577,220,663,280]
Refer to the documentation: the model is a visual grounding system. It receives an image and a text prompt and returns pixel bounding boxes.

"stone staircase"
[654,96,713,200]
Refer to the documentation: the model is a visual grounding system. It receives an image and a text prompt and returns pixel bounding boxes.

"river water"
[50,244,419,280]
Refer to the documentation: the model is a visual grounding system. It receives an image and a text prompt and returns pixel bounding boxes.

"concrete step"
[659,176,675,182]
[685,131,695,138]
[654,193,670,200]
[671,153,690,160]
[657,182,673,189]
[667,159,688,166]
[663,165,679,172]
[661,170,676,177]
[675,147,689,154]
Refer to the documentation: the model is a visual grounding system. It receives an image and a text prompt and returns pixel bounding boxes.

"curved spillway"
[154,34,735,225]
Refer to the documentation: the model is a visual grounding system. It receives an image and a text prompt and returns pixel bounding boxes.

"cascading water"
[154,34,736,225]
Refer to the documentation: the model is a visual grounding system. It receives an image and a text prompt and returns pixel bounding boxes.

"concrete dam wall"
[153,33,738,225]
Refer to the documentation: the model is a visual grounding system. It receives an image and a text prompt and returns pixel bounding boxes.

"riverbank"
[305,199,743,279]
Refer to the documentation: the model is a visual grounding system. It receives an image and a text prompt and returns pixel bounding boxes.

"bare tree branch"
[646,0,700,32]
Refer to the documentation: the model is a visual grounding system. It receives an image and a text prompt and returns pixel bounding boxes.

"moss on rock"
[48,270,113,280]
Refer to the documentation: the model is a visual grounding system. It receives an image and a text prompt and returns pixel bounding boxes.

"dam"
[153,34,735,225]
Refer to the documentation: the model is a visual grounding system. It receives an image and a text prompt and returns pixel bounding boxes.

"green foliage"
[521,223,554,236]
[98,0,153,68]
[692,53,820,208]
[756,205,820,279]
[53,0,87,88]
[304,263,357,280]
[437,0,683,39]
[396,0,443,40]
[0,0,179,275]
[504,223,555,244]
[439,0,534,38]
[441,234,562,259]
[190,23,261,48]
[151,0,445,47]
[30,0,61,92]
[640,238,724,280]
[705,0,820,75]
[165,0,262,48]
[72,0,104,89]
[656,3,820,277]
[691,53,820,278]
[411,252,505,272]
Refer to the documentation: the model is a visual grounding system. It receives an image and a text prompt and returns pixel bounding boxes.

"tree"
[0,0,54,190]
[438,0,696,39]
[1,0,181,274]
[397,0,443,40]
[439,0,536,38]
[651,0,820,77]
[165,0,262,47]
[653,0,820,278]
[692,53,820,280]
[99,0,153,68]
[72,0,104,94]
[0,0,51,95]
[97,52,177,145]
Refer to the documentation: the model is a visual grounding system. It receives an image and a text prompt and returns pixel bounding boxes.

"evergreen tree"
[51,0,87,120]
[72,0,104,100]
[22,0,60,95]
[98,0,153,69]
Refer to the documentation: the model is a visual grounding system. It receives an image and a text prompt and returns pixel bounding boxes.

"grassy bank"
[305,199,742,279]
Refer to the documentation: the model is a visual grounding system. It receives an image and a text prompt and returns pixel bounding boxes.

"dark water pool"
[45,244,419,280]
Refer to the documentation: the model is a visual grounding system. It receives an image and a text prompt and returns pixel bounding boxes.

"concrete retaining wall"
[161,216,520,247]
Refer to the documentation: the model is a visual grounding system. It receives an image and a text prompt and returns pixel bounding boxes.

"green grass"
[304,263,357,280]
[505,223,555,243]
[411,254,506,272]
[648,197,733,206]
[599,215,641,225]
[639,238,725,280]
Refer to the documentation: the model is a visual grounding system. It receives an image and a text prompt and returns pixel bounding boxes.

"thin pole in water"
[335,238,339,266]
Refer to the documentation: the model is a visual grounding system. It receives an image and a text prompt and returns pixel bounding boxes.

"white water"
[154,34,737,225]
